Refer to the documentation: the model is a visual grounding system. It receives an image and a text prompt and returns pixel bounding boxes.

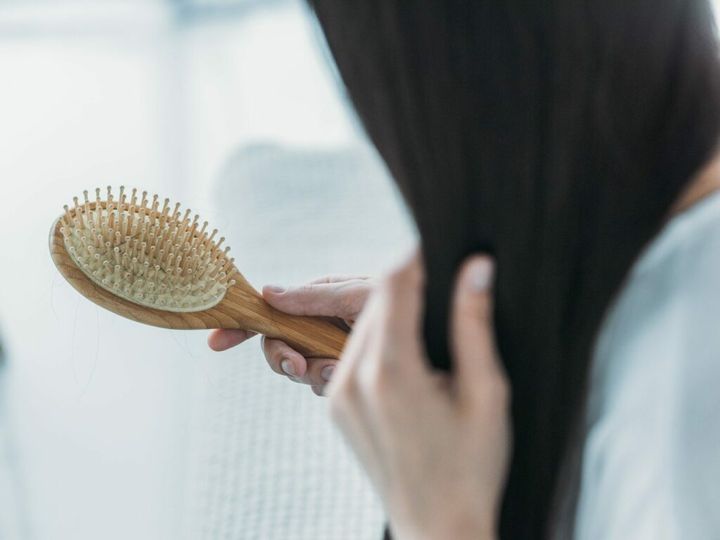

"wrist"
[442,514,496,540]
[391,513,497,540]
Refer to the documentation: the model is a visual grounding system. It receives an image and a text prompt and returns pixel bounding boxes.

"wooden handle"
[221,285,349,358]
[260,311,349,359]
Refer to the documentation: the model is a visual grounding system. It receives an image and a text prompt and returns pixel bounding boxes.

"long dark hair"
[307,1,720,538]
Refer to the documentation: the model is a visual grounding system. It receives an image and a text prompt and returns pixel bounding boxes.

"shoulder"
[576,192,720,540]
[665,194,720,538]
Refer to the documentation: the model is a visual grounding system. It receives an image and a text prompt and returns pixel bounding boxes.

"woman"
[210,1,720,538]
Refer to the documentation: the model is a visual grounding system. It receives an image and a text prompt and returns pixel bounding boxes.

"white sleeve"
[670,227,720,539]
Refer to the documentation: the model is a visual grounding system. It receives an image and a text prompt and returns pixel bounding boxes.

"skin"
[207,149,720,539]
[325,253,509,539]
[211,253,508,539]
[209,274,375,396]
[672,148,720,216]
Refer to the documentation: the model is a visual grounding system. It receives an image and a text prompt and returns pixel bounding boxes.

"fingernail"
[321,365,335,382]
[470,258,494,292]
[281,358,296,376]
[266,285,285,294]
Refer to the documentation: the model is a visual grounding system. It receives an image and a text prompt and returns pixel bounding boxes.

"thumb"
[262,281,368,320]
[450,256,504,396]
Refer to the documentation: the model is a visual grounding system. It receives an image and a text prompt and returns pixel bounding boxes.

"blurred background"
[0,1,416,539]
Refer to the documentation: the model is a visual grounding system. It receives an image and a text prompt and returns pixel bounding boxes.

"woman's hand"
[208,275,374,396]
[326,253,511,540]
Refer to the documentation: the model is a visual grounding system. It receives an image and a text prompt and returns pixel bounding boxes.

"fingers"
[328,251,427,410]
[325,294,389,486]
[305,360,336,387]
[261,336,337,383]
[207,329,257,351]
[450,256,508,404]
[370,251,426,373]
[326,289,379,400]
[262,279,371,320]
[213,274,373,397]
[262,336,308,378]
[296,359,336,396]
[258,274,372,395]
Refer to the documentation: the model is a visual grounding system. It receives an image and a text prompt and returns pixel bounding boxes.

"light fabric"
[575,191,720,539]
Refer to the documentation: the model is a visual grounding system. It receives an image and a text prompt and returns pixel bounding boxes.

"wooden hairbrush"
[49,186,348,358]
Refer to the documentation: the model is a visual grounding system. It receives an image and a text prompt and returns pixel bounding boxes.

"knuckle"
[299,283,315,294]
[336,284,372,319]
[336,291,359,319]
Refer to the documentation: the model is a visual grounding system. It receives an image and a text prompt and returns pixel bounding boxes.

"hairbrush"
[49,186,347,358]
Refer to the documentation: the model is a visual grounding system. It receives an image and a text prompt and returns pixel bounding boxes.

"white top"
[575,191,720,539]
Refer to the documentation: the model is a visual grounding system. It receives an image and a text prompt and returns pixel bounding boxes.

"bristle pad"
[60,186,237,313]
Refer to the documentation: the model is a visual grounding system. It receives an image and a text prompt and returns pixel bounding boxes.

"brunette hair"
[307,1,720,538]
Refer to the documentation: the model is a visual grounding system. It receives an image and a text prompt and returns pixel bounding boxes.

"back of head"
[308,1,720,537]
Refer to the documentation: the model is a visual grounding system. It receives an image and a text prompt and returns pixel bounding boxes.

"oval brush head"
[50,186,348,359]
[59,186,235,313]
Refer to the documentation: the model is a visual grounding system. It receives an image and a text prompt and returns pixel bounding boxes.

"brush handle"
[222,285,349,359]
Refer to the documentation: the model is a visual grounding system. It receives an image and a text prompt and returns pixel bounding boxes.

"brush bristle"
[59,186,237,313]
